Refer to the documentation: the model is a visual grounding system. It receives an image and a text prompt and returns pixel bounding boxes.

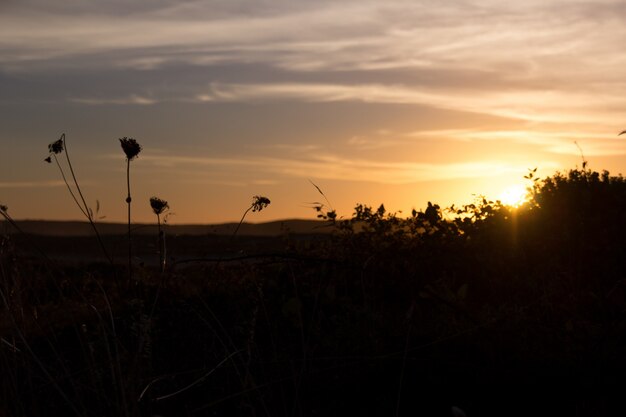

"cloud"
[132,151,544,185]
[2,0,626,127]
[408,128,626,156]
[3,0,625,80]
[192,82,626,124]
[347,134,401,150]
[0,180,66,188]
[70,95,157,105]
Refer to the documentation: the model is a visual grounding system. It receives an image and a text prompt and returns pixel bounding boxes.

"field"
[2,168,626,416]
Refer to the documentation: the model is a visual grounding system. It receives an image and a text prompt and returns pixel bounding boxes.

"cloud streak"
[193,82,626,124]
[70,95,157,105]
[132,152,544,185]
[412,129,626,156]
[0,180,66,188]
[2,0,626,125]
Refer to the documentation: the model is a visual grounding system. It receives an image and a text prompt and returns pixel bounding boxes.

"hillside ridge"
[4,219,332,236]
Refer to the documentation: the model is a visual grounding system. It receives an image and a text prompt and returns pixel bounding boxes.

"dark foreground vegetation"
[2,167,626,416]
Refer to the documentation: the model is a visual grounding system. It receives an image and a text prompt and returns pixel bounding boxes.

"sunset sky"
[2,0,626,224]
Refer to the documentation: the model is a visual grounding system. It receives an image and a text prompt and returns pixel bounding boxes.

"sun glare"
[498,184,528,207]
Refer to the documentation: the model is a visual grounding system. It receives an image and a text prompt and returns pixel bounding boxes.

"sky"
[2,0,626,224]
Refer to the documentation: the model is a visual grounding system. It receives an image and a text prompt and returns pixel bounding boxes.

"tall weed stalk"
[119,137,142,285]
[232,195,271,238]
[149,197,169,272]
[45,134,114,268]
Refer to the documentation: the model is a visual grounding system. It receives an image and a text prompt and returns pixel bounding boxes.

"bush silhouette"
[3,166,626,416]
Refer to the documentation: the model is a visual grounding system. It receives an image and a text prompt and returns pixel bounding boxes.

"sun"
[498,184,528,207]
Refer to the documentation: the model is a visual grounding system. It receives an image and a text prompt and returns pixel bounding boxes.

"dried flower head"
[119,137,142,161]
[149,196,169,215]
[251,195,271,212]
[0,204,7,212]
[44,156,52,163]
[48,137,64,155]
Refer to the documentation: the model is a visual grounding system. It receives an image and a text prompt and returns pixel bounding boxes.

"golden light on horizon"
[498,184,528,207]
[2,1,626,223]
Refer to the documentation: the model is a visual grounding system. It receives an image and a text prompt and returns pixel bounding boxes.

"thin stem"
[574,140,588,169]
[53,154,89,219]
[88,279,129,416]
[58,134,114,267]
[152,349,243,402]
[156,213,165,272]
[62,135,88,216]
[232,205,252,238]
[126,158,132,283]
[309,179,335,211]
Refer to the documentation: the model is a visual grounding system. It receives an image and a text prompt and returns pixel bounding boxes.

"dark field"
[2,168,626,416]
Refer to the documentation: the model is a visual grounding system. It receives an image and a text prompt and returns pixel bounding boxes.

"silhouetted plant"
[0,204,8,237]
[44,133,113,266]
[0,204,13,229]
[0,204,13,233]
[574,141,588,169]
[233,195,271,237]
[7,160,626,416]
[530,168,626,240]
[149,196,169,272]
[308,180,338,223]
[120,137,142,283]
[251,195,270,212]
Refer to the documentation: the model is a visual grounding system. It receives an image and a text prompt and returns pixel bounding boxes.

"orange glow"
[498,184,528,207]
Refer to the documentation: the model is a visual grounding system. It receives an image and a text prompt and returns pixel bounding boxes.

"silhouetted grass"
[3,160,626,416]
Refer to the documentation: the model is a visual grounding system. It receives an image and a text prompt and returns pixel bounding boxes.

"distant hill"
[3,219,334,237]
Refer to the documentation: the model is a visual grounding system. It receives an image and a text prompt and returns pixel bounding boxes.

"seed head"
[48,138,64,154]
[0,204,7,213]
[119,137,142,161]
[44,156,52,163]
[149,196,169,215]
[251,196,271,212]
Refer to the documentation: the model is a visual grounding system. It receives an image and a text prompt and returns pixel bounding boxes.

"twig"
[232,206,252,238]
[51,134,114,267]
[126,158,132,283]
[573,141,588,169]
[309,179,334,211]
[141,349,243,402]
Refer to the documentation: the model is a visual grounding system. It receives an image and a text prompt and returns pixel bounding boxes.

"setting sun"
[498,184,528,207]
[3,2,626,415]
[2,0,626,225]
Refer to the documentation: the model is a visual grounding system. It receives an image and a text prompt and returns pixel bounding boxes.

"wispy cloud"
[131,151,547,185]
[0,180,66,188]
[193,82,626,124]
[408,128,626,156]
[70,95,157,105]
[347,134,402,150]
[3,0,626,125]
[258,143,321,153]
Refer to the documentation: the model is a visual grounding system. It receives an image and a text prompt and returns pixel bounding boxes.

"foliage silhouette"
[3,166,626,416]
